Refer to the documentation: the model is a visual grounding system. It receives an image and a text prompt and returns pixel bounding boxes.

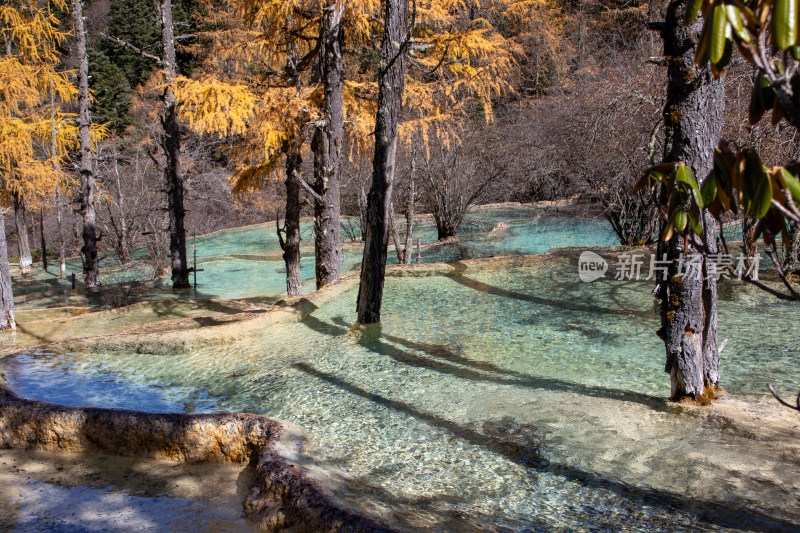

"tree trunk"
[160,0,189,289]
[743,215,759,281]
[51,81,65,278]
[282,143,302,296]
[656,1,724,401]
[73,0,100,289]
[312,1,344,290]
[356,0,409,324]
[783,221,800,272]
[403,161,415,264]
[389,200,403,262]
[39,205,47,271]
[0,211,16,330]
[13,193,31,273]
[56,181,65,277]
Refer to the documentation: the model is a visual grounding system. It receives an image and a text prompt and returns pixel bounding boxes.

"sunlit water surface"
[5,252,800,531]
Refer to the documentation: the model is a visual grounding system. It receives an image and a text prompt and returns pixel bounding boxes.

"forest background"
[4,0,798,285]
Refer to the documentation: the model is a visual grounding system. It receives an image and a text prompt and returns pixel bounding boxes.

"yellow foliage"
[0,0,78,205]
[175,76,259,137]
[183,0,521,196]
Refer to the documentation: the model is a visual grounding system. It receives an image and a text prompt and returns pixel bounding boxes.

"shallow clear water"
[6,256,800,531]
[0,449,254,533]
[11,206,616,310]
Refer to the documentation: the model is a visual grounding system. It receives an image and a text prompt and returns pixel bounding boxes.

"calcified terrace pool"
[2,205,800,531]
[10,204,616,308]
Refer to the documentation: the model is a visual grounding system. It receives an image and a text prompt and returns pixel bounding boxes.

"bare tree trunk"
[356,0,409,324]
[312,1,344,290]
[73,0,99,288]
[108,152,132,265]
[783,221,800,272]
[743,215,759,281]
[56,183,65,277]
[403,160,415,264]
[656,1,724,401]
[389,201,403,263]
[160,0,189,289]
[39,205,47,271]
[281,143,302,295]
[0,210,15,330]
[50,81,65,278]
[13,193,31,273]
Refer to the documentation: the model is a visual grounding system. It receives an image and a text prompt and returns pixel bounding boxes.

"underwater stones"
[0,386,394,532]
[480,416,548,468]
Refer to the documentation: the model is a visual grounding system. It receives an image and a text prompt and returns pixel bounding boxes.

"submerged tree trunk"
[160,0,189,289]
[73,0,99,288]
[13,193,31,273]
[656,1,724,401]
[356,0,409,324]
[281,143,303,296]
[0,210,16,330]
[312,2,344,290]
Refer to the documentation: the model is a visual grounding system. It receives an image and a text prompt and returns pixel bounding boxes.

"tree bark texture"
[160,0,189,289]
[657,0,724,400]
[50,83,65,277]
[73,0,100,288]
[312,2,344,290]
[13,193,31,273]
[0,212,16,330]
[356,0,409,324]
[282,143,302,296]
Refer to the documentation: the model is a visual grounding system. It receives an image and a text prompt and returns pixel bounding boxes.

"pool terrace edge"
[0,386,394,532]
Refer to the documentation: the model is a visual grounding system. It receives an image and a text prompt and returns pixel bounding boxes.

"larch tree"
[0,0,76,327]
[74,0,100,288]
[160,0,190,289]
[356,0,410,325]
[178,0,516,305]
[233,0,380,291]
[355,0,520,323]
[100,0,191,289]
[176,0,315,296]
[176,0,381,295]
[312,1,345,290]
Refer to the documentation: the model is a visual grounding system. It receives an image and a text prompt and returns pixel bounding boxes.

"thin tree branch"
[100,32,166,67]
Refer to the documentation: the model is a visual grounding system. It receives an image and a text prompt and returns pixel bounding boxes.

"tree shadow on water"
[303,315,664,410]
[291,362,800,533]
[445,261,652,318]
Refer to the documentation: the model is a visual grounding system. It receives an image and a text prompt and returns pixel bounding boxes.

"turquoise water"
[5,256,800,531]
[10,205,617,309]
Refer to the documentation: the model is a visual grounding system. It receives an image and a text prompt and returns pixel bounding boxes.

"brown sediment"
[0,386,393,532]
[674,384,723,406]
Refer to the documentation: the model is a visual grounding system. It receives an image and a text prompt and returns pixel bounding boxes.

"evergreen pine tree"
[103,0,161,89]
[88,49,132,132]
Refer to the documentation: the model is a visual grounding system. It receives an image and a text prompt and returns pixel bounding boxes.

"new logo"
[578,251,607,282]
